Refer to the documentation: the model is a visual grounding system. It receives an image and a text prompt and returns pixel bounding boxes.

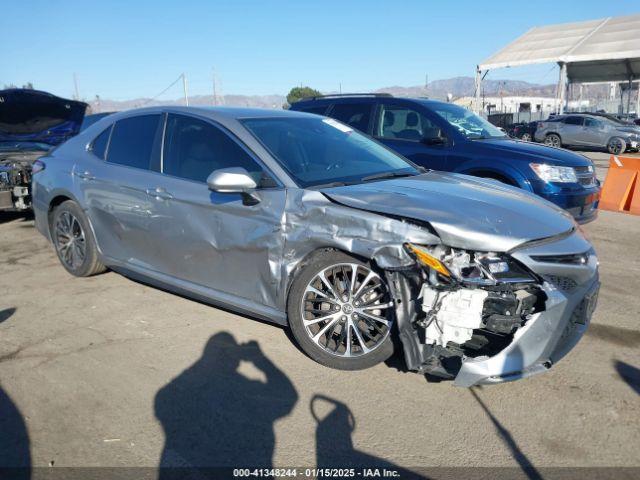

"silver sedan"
[31,107,599,386]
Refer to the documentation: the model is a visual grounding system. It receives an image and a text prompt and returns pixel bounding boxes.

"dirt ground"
[0,151,639,477]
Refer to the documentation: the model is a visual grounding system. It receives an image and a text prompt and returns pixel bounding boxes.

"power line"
[139,74,185,106]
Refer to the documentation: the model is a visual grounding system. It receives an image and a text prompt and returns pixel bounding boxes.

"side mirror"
[206,167,257,193]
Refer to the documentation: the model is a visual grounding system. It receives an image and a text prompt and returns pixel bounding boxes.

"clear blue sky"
[2,0,639,100]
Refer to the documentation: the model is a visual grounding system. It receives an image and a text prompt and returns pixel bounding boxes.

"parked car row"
[535,113,640,155]
[30,105,600,386]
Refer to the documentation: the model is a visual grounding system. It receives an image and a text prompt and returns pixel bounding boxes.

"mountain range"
[87,76,611,113]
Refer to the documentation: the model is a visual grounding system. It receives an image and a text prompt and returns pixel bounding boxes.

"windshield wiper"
[361,171,419,183]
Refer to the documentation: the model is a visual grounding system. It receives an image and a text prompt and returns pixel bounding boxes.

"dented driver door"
[144,175,287,308]
[143,113,287,308]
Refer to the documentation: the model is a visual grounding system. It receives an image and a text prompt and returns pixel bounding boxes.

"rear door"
[145,113,286,306]
[77,114,165,267]
[373,102,449,170]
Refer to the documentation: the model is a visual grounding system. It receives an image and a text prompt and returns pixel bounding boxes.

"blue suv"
[290,94,600,223]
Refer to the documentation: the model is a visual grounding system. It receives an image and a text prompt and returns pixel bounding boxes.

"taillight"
[32,159,46,174]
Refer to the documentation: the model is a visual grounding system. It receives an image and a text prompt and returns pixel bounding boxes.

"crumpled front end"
[385,228,599,386]
[0,153,41,211]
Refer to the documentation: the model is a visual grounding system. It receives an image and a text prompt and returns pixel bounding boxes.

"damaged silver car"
[32,107,600,386]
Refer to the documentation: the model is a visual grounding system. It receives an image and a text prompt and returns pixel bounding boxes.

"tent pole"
[557,62,567,114]
[474,67,482,114]
[627,77,633,115]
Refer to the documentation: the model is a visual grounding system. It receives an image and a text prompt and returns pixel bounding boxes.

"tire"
[287,250,395,370]
[544,133,562,148]
[51,200,106,277]
[607,137,626,155]
[521,133,532,142]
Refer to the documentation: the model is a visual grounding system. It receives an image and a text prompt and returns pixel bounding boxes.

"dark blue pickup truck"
[291,94,600,223]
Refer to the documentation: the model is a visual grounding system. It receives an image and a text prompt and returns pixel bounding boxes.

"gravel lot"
[0,151,639,476]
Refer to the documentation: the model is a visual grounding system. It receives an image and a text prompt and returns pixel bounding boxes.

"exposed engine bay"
[0,152,40,211]
[386,243,547,380]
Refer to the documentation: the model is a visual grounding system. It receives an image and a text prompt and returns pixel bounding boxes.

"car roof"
[292,95,452,109]
[102,105,320,123]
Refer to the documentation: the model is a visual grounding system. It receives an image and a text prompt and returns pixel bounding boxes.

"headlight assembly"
[406,243,536,286]
[530,163,577,183]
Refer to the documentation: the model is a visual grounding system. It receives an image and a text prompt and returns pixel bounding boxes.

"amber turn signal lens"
[406,244,451,277]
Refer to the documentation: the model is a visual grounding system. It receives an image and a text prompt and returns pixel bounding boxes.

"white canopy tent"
[475,14,640,114]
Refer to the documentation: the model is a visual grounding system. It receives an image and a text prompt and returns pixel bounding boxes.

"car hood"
[614,126,640,135]
[469,138,592,167]
[0,89,87,145]
[321,172,575,252]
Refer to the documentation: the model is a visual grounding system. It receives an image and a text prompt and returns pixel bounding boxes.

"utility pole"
[73,73,80,100]
[339,82,342,94]
[182,73,189,106]
[425,74,428,97]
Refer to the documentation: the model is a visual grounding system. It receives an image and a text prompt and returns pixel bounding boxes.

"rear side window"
[163,114,262,183]
[564,116,583,126]
[107,115,162,170]
[296,105,329,115]
[90,127,111,160]
[328,103,373,132]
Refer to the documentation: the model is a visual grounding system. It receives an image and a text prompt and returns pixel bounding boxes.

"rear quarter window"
[296,105,329,115]
[90,126,111,160]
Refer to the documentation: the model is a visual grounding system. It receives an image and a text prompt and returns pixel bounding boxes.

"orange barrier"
[599,155,640,215]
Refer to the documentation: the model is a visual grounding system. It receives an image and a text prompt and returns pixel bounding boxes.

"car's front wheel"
[287,251,395,370]
[51,200,106,277]
[521,132,532,142]
[607,137,626,155]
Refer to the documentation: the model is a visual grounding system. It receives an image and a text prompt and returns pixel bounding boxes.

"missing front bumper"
[386,267,600,387]
[454,279,600,387]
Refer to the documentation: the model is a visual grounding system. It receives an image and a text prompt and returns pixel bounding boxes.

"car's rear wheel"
[607,137,626,155]
[521,132,532,142]
[544,133,562,148]
[51,200,106,277]
[287,251,395,370]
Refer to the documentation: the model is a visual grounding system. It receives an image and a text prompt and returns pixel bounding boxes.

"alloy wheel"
[545,135,560,147]
[300,263,393,358]
[54,211,86,270]
[521,133,532,142]
[608,138,624,155]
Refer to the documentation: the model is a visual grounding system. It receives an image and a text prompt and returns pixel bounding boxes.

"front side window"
[432,103,506,140]
[163,114,262,183]
[107,115,162,169]
[90,126,111,160]
[328,103,373,132]
[243,117,418,188]
[376,105,445,142]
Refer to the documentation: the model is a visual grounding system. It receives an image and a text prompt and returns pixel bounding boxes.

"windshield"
[432,103,506,140]
[242,117,419,188]
[0,141,52,152]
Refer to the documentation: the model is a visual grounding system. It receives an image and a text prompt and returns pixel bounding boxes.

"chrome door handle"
[77,170,95,180]
[146,187,173,200]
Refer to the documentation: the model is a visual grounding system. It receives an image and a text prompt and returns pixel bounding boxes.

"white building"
[455,96,561,115]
